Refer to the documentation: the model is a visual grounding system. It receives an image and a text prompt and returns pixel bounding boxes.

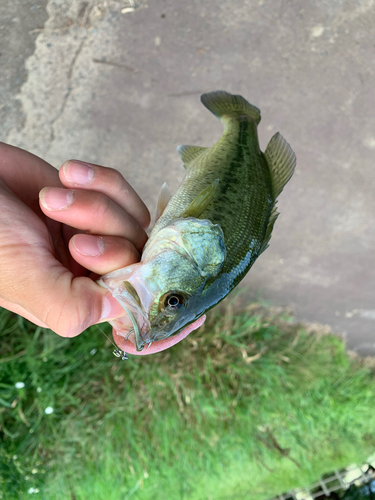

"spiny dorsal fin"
[201,90,261,124]
[177,145,208,168]
[155,182,171,222]
[180,179,219,219]
[259,207,279,255]
[264,132,296,199]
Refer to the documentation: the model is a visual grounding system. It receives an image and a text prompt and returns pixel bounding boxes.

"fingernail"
[72,234,105,257]
[40,187,74,210]
[62,160,94,186]
[100,293,125,321]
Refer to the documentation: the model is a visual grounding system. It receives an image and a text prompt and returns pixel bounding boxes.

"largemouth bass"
[98,91,296,354]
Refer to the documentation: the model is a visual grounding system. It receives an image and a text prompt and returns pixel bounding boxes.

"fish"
[98,90,296,355]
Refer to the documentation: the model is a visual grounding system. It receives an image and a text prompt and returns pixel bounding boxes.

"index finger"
[59,160,150,229]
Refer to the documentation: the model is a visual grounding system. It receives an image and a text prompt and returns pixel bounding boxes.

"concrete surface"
[1,0,374,354]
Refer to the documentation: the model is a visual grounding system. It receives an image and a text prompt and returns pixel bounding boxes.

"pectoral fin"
[179,179,219,219]
[155,182,172,222]
[177,145,208,168]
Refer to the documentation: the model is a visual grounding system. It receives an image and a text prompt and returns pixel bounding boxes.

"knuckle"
[94,192,112,219]
[104,168,136,203]
[106,168,127,190]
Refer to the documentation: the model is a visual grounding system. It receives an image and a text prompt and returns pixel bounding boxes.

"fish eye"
[164,293,184,310]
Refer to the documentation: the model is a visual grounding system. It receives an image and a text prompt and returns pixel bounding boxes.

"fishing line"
[94,324,128,360]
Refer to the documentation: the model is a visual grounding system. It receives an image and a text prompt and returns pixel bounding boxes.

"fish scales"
[153,117,273,282]
[98,91,296,353]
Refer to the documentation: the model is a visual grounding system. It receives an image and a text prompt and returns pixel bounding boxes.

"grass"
[0,302,374,499]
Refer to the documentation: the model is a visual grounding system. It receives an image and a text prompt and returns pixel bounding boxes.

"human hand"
[0,142,150,337]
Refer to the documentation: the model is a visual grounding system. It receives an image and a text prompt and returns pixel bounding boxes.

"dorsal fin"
[155,182,171,222]
[177,145,208,168]
[179,179,219,219]
[264,132,296,199]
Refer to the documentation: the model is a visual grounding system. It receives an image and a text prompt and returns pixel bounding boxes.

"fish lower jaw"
[112,315,207,356]
[109,318,150,348]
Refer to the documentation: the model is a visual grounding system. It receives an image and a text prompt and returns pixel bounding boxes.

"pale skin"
[0,141,149,334]
[0,142,205,355]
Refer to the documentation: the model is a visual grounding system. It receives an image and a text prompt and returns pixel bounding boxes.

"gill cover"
[142,217,226,278]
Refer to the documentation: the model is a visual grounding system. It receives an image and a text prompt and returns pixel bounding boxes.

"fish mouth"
[104,282,207,354]
[104,280,152,352]
[98,266,153,351]
[99,267,197,352]
[98,268,207,354]
[113,315,207,356]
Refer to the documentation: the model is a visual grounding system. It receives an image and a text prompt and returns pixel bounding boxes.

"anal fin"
[259,207,279,255]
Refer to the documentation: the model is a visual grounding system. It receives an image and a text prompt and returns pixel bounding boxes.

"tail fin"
[201,91,261,124]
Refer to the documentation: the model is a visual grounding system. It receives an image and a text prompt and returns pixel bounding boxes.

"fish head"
[98,218,226,352]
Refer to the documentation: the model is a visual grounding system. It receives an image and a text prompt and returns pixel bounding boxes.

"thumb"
[2,258,124,337]
[38,273,125,338]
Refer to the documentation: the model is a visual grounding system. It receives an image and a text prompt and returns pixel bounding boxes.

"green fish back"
[151,91,295,309]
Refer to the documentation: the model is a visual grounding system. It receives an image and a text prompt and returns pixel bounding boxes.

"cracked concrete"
[0,0,48,138]
[1,0,374,354]
[48,36,87,145]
